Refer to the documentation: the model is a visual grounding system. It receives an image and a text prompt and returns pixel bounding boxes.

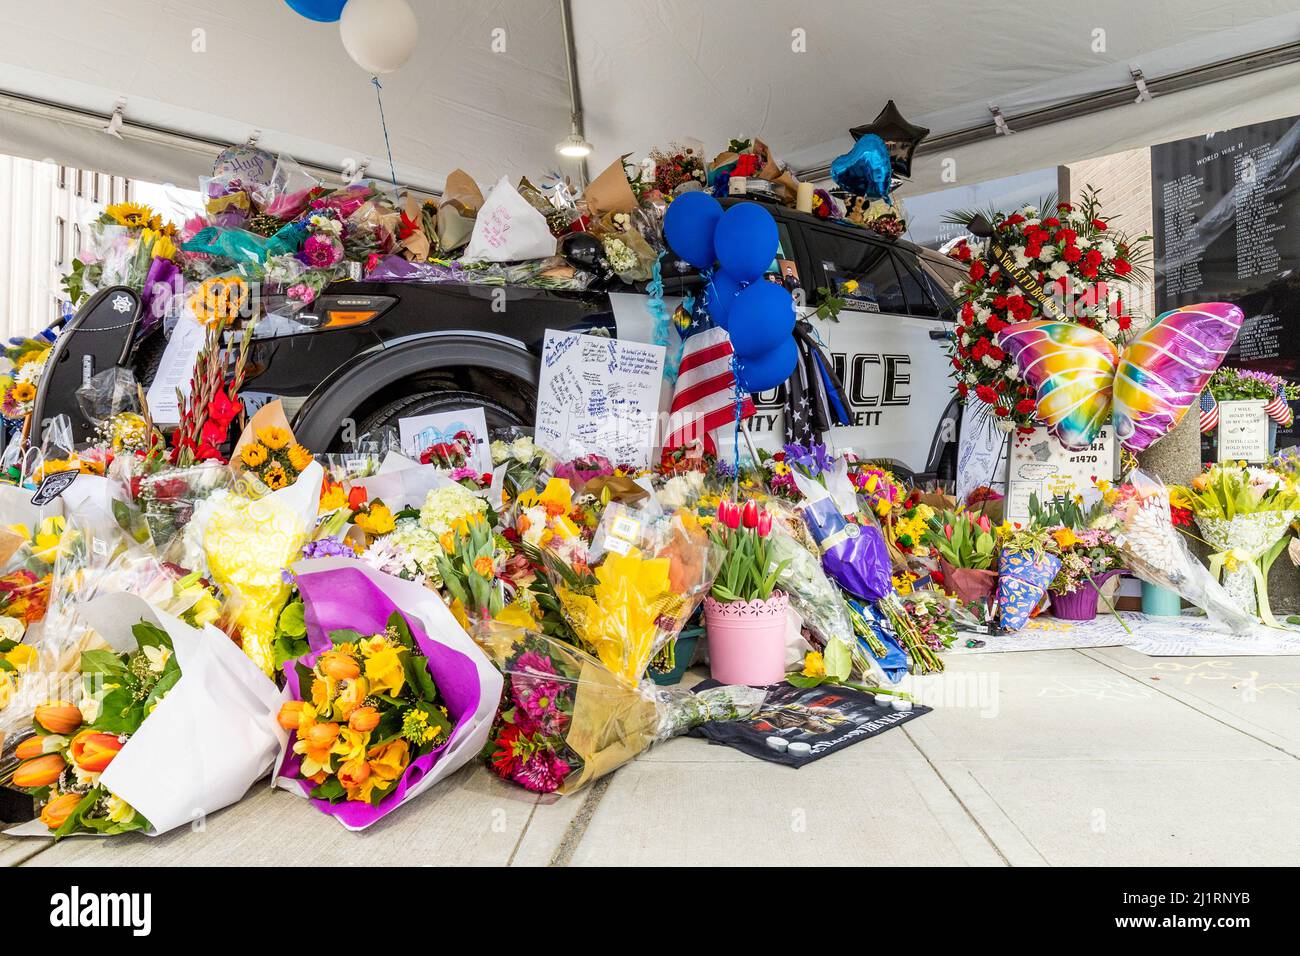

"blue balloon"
[284,0,347,23]
[664,192,723,269]
[831,133,892,199]
[713,202,778,282]
[704,271,743,328]
[727,281,795,356]
[736,337,799,394]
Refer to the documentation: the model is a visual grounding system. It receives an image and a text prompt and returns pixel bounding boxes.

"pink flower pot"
[704,592,789,685]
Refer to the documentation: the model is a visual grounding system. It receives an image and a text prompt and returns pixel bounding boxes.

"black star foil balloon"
[850,100,930,180]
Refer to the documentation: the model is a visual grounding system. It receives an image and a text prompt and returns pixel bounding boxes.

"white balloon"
[339,0,419,74]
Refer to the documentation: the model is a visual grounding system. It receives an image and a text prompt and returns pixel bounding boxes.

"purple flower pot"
[1050,571,1120,621]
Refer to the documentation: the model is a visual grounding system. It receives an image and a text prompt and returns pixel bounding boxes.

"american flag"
[1199,391,1218,434]
[1264,392,1293,427]
[662,327,755,456]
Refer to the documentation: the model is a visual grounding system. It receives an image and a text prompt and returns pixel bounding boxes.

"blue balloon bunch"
[663,196,797,394]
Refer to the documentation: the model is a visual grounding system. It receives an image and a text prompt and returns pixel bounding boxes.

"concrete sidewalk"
[5,645,1299,867]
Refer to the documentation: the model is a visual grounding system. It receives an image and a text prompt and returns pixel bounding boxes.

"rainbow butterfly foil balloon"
[996,302,1244,451]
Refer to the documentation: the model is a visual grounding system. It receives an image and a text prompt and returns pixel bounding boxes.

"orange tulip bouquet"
[273,561,501,830]
[5,592,283,839]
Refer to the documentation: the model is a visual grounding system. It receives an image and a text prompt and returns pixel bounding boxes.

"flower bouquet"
[1176,463,1300,625]
[476,623,764,794]
[6,591,284,838]
[922,509,998,609]
[275,561,501,829]
[195,460,325,674]
[946,189,1150,430]
[995,530,1062,632]
[1026,494,1126,621]
[704,499,790,685]
[1109,470,1256,633]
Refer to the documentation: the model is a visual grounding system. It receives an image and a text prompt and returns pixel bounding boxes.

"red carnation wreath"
[945,188,1151,432]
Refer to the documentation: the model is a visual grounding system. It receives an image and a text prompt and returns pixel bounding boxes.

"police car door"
[800,226,954,473]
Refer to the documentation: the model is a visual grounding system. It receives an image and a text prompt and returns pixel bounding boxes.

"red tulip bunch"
[710,499,785,603]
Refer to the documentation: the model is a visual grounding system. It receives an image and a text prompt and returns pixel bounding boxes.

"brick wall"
[1065,148,1155,324]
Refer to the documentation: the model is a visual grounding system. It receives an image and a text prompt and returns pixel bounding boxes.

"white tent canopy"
[2,0,1300,195]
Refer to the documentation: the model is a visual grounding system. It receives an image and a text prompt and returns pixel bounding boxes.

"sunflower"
[256,426,291,450]
[262,463,289,490]
[240,442,268,468]
[287,443,314,472]
[106,202,155,229]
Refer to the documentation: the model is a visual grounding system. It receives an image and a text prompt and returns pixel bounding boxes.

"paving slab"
[14,764,538,867]
[564,739,1003,866]
[1081,645,1300,757]
[933,756,1300,866]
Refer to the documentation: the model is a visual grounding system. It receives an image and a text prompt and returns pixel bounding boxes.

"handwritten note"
[535,330,665,467]
[1006,425,1117,523]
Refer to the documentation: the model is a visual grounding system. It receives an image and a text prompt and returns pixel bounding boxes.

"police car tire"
[357,389,526,439]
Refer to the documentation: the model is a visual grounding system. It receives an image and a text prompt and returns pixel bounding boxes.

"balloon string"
[371,75,400,193]
[732,355,742,501]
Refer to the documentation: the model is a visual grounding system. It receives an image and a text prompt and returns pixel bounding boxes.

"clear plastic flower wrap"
[535,500,717,685]
[134,461,234,563]
[1110,470,1256,634]
[0,506,175,780]
[474,621,764,794]
[761,499,883,684]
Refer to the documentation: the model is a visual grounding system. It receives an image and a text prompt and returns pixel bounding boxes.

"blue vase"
[1141,581,1182,616]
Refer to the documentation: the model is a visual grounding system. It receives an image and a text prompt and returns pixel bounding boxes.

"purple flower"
[302,234,342,269]
[512,750,571,793]
[283,537,356,583]
[783,441,833,477]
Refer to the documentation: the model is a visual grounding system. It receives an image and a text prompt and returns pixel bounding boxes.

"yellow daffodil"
[1051,528,1079,550]
[4,642,36,671]
[104,794,137,826]
[362,640,405,696]
[354,502,396,536]
[802,651,826,678]
[331,726,370,765]
[32,516,68,563]
[368,739,409,782]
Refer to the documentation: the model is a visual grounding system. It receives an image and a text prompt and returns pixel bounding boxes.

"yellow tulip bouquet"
[469,502,758,796]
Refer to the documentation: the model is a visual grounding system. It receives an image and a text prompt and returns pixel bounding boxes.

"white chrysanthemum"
[1038,244,1057,263]
[1048,261,1070,279]
[1007,365,1020,380]
[1102,319,1120,339]
[982,355,1002,369]
[1098,240,1117,259]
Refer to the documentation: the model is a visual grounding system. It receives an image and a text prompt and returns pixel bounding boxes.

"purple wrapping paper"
[801,496,893,602]
[278,566,483,828]
[140,257,181,332]
[363,254,467,284]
